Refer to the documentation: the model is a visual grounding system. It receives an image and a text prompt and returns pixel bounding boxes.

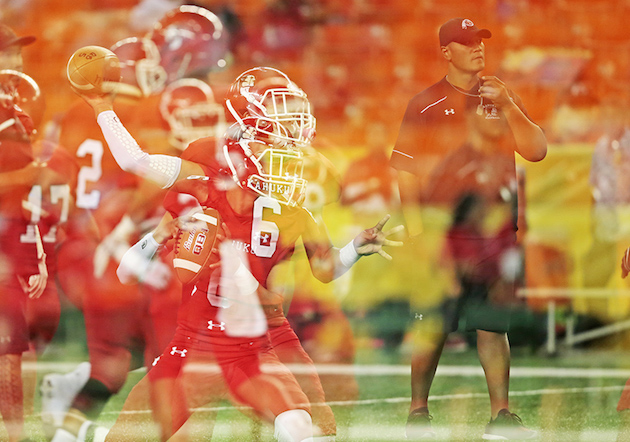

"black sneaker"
[405,408,436,439]
[482,409,537,440]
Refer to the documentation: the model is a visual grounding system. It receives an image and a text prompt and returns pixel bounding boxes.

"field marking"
[27,362,630,379]
[100,384,627,416]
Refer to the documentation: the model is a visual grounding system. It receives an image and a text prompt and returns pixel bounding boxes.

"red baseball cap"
[439,18,491,47]
[0,24,35,51]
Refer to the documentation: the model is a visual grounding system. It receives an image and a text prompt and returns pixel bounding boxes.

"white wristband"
[144,232,161,250]
[339,240,360,268]
[116,232,160,284]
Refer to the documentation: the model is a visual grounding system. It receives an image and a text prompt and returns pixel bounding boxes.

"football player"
[43,8,231,439]
[42,35,181,442]
[76,66,402,442]
[0,68,91,442]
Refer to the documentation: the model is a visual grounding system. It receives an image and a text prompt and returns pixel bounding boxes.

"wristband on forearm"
[97,110,182,189]
[336,240,360,278]
[117,231,160,284]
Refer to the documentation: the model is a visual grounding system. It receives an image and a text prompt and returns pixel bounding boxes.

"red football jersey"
[163,137,330,341]
[58,95,168,236]
[0,139,80,276]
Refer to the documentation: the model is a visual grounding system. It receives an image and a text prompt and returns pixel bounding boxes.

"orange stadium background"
[8,0,630,350]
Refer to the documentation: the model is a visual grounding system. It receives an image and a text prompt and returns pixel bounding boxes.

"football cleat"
[405,408,436,439]
[482,409,537,440]
[41,362,91,428]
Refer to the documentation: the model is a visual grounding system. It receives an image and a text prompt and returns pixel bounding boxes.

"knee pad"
[274,409,313,442]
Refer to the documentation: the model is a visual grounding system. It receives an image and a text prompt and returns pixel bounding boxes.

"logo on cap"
[462,19,475,29]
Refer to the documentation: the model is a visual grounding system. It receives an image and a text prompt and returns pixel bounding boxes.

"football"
[173,207,222,284]
[66,45,121,95]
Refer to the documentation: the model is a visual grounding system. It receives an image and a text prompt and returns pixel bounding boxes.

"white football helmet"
[225,67,316,149]
[148,5,228,83]
[159,78,226,150]
[110,37,167,97]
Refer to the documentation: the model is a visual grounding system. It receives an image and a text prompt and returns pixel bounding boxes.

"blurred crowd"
[1,0,629,388]
[5,0,630,148]
[1,0,630,440]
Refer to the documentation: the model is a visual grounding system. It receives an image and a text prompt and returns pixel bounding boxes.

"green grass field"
[15,343,630,442]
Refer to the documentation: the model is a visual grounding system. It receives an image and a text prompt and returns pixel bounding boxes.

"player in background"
[42,8,232,442]
[75,65,401,441]
[0,25,93,442]
[69,78,229,442]
[42,34,172,442]
[0,67,91,442]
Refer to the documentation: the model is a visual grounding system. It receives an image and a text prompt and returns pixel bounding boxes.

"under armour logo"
[170,346,187,357]
[415,313,423,320]
[444,108,455,115]
[260,232,271,246]
[208,320,226,331]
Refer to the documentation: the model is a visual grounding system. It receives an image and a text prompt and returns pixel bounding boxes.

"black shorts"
[441,280,512,334]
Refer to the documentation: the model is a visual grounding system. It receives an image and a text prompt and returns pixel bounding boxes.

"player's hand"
[76,92,115,118]
[353,214,404,260]
[19,252,48,299]
[479,76,513,110]
[153,216,179,244]
[142,259,172,290]
[622,247,630,279]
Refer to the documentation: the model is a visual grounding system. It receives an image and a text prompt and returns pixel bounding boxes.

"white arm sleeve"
[97,110,182,189]
[116,232,160,284]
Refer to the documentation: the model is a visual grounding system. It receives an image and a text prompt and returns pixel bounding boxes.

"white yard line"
[98,384,626,416]
[26,361,630,378]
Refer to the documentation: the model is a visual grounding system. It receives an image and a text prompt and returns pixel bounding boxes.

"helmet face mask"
[226,67,316,149]
[222,67,317,206]
[110,37,167,97]
[257,90,315,148]
[0,69,41,138]
[222,123,307,207]
[247,145,306,206]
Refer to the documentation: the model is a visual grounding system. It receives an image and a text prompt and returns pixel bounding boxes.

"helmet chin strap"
[0,117,16,133]
[226,99,247,130]
[222,143,242,188]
